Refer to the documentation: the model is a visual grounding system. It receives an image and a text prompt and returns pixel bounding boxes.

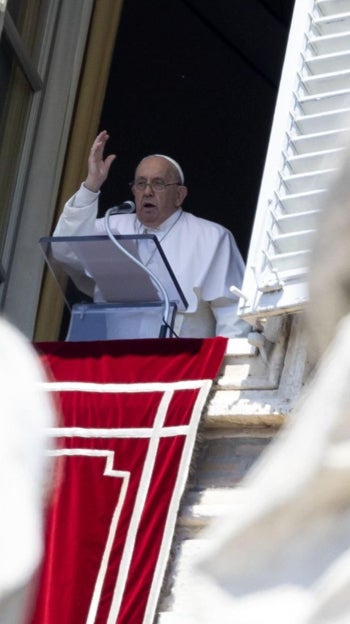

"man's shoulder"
[182,210,231,236]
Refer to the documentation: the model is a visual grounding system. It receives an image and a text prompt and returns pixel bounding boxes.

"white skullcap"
[153,154,185,184]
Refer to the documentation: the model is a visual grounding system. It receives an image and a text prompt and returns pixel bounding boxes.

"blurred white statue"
[177,140,350,624]
[0,317,55,623]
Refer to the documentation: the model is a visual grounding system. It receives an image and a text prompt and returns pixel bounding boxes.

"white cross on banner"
[31,337,227,624]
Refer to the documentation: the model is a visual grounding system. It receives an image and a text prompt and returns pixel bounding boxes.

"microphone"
[108,200,136,215]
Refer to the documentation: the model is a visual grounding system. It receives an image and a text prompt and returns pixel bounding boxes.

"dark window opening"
[98,0,295,259]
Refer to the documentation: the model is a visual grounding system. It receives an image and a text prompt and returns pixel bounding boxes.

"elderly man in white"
[53,130,249,338]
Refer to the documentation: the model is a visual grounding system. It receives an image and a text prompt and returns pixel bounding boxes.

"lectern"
[39,235,188,340]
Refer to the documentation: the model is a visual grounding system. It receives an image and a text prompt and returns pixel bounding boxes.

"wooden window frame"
[34,0,124,341]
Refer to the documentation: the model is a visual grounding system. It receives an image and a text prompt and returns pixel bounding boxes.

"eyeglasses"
[130,179,181,192]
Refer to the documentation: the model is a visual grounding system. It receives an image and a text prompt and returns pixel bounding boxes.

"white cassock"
[53,184,250,338]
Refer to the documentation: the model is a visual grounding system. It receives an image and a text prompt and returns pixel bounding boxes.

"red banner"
[31,338,227,624]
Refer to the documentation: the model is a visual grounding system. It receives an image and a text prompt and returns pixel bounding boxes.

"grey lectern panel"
[39,235,187,340]
[66,302,177,341]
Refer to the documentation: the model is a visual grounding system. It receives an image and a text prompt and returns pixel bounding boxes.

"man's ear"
[176,185,188,207]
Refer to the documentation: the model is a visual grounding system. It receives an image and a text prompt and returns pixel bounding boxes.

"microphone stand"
[104,207,171,338]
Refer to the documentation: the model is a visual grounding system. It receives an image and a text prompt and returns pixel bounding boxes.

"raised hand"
[84,130,116,192]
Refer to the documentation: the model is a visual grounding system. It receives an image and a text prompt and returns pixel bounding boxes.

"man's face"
[132,156,187,227]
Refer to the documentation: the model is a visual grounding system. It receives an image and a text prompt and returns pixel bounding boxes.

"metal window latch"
[251,260,284,293]
[230,285,249,303]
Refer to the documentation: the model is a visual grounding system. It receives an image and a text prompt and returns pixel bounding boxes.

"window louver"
[238,0,350,322]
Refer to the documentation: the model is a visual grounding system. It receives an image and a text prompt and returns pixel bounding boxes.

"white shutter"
[238,0,350,322]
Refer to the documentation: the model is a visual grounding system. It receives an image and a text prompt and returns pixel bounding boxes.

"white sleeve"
[53,184,100,237]
[51,184,101,297]
[210,297,250,337]
[204,229,250,337]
